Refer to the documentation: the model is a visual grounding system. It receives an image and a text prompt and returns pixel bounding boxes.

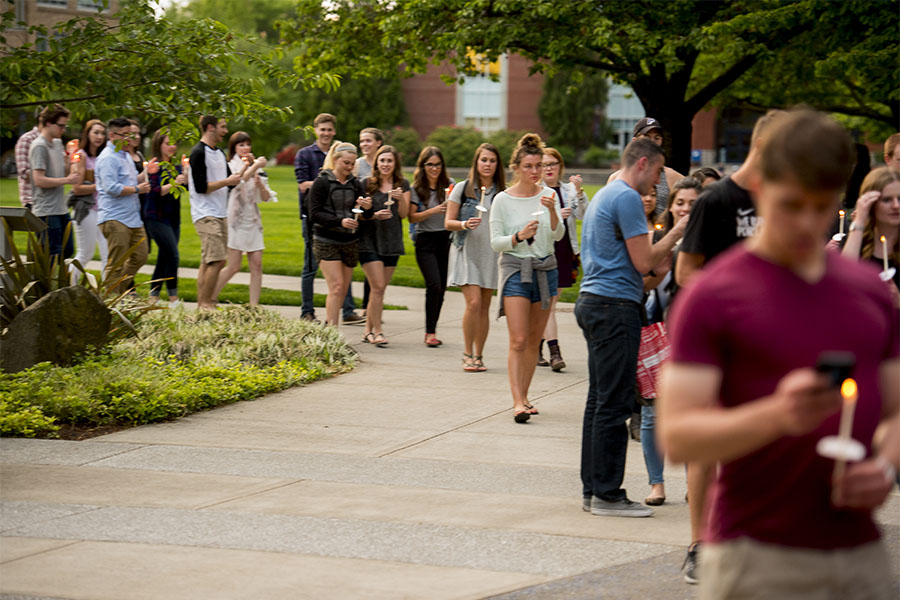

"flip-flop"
[373,333,389,347]
[514,410,531,424]
[361,332,375,344]
[524,402,539,415]
[424,335,442,347]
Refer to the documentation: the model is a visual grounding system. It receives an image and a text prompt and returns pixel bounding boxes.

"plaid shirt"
[15,127,40,208]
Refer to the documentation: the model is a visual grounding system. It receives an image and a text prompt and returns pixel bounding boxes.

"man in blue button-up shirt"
[96,117,152,294]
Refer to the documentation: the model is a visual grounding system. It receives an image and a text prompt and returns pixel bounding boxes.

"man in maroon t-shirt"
[659,109,899,598]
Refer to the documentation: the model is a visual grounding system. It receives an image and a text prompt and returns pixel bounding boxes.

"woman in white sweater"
[490,133,564,423]
[214,131,276,305]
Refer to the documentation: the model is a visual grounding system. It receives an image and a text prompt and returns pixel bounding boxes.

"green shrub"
[384,126,423,166]
[424,126,485,168]
[583,145,620,169]
[0,307,357,438]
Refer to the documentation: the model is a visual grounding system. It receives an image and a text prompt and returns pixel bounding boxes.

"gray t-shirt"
[29,135,67,217]
[410,185,451,233]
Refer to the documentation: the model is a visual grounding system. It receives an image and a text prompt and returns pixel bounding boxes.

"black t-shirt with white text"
[680,176,760,263]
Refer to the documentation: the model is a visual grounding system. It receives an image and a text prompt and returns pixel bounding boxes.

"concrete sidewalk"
[2,273,898,599]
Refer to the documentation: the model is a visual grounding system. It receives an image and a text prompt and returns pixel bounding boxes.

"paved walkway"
[1,270,898,599]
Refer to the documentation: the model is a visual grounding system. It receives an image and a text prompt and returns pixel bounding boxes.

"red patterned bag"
[636,322,670,399]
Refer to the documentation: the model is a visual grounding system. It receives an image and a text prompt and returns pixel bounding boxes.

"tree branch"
[685,53,759,113]
[2,79,167,109]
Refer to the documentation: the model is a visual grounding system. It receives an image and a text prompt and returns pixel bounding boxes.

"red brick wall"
[505,55,545,135]
[401,63,457,139]
[691,107,717,151]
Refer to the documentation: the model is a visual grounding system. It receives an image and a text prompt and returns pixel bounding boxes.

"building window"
[11,0,26,28]
[37,0,69,7]
[78,0,108,11]
[457,53,506,134]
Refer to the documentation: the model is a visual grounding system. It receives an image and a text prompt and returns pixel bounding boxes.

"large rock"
[1,285,111,373]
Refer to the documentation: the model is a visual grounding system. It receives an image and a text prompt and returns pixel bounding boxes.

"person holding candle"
[672,110,782,584]
[188,116,243,309]
[658,109,899,598]
[143,129,187,305]
[29,104,81,261]
[489,133,565,422]
[409,146,453,346]
[295,113,363,324]
[536,147,586,371]
[841,166,900,304]
[69,119,109,271]
[358,145,409,346]
[577,136,686,517]
[446,143,506,372]
[96,117,153,294]
[214,132,276,306]
[309,141,373,327]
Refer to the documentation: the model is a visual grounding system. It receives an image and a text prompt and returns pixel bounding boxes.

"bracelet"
[514,232,521,243]
[461,220,468,231]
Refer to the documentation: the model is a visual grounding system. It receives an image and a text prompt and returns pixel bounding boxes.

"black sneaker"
[342,311,365,325]
[589,496,653,517]
[682,542,700,584]
[300,313,319,323]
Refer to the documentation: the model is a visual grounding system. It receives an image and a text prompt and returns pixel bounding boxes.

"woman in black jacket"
[309,141,372,326]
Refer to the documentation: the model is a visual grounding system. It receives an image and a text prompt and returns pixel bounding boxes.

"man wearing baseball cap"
[609,117,684,217]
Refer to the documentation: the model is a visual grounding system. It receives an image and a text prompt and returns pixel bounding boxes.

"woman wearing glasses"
[537,147,587,371]
[409,146,453,346]
[490,133,564,422]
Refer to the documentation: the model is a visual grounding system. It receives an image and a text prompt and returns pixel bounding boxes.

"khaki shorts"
[700,537,894,600]
[194,216,228,264]
[313,239,359,268]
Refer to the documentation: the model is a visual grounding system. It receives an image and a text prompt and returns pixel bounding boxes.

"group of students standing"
[14,107,276,307]
[295,114,594,423]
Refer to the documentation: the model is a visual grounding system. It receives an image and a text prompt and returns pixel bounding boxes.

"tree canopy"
[278,0,898,173]
[0,0,333,140]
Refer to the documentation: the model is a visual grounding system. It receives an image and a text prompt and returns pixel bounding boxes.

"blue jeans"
[301,218,356,318]
[38,213,74,261]
[575,292,642,501]
[144,218,180,296]
[641,404,664,485]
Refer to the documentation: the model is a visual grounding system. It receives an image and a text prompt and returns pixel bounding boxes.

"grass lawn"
[1,167,599,303]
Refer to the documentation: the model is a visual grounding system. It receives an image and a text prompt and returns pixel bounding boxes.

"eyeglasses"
[543,161,560,168]
[424,162,442,168]
[53,121,68,130]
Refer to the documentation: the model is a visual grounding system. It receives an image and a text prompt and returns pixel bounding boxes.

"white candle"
[834,378,858,480]
[881,235,889,271]
[838,210,845,235]
[480,186,486,207]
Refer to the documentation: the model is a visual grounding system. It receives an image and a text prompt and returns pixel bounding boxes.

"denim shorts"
[502,269,559,302]
[358,251,399,267]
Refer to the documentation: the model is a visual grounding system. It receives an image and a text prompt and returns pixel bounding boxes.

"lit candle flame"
[841,378,857,401]
[839,209,845,217]
[143,161,148,169]
[881,235,887,244]
[71,153,81,163]
[654,223,663,230]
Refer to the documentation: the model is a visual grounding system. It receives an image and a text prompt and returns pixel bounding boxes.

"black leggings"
[144,218,180,296]
[414,230,451,334]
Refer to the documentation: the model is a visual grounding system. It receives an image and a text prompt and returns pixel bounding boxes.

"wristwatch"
[514,232,521,243]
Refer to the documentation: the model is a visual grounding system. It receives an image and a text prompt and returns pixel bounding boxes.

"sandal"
[373,333,389,347]
[514,409,531,424]
[361,332,375,344]
[424,335,442,347]
[462,353,480,372]
[473,355,487,372]
[524,402,539,415]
